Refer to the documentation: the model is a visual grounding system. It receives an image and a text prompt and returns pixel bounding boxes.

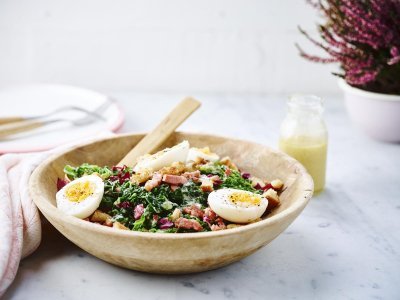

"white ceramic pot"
[339,79,400,143]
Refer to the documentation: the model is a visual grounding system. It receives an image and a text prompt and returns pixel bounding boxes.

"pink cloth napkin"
[0,133,114,297]
[0,152,46,296]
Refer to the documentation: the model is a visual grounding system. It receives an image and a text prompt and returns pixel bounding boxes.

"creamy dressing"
[279,137,327,193]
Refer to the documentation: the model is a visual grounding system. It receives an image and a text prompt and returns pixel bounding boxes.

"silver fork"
[41,99,112,125]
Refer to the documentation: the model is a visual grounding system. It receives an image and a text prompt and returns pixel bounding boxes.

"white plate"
[0,84,124,153]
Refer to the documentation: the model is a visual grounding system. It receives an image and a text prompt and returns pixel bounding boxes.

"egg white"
[56,175,104,219]
[186,147,220,163]
[133,140,190,172]
[208,188,268,223]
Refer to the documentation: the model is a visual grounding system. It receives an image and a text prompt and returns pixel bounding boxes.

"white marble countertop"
[4,93,400,300]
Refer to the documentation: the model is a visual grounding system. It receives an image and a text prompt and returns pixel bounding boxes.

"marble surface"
[4,94,400,300]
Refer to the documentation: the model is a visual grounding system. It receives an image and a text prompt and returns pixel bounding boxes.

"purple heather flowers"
[297,0,400,94]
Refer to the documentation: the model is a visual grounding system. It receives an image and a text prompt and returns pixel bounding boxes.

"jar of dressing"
[279,95,328,193]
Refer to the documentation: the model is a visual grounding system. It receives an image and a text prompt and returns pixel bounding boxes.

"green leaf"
[199,163,227,178]
[63,163,113,180]
[221,170,258,193]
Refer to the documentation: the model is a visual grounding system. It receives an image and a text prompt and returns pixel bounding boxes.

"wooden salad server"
[0,116,26,125]
[0,119,46,139]
[117,97,201,167]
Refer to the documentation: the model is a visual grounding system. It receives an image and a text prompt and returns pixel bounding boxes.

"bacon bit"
[134,204,144,220]
[183,170,201,181]
[174,217,203,232]
[144,172,162,191]
[57,178,69,191]
[183,204,204,219]
[162,174,188,185]
[215,217,226,226]
[207,216,227,231]
[203,207,217,224]
[211,217,227,230]
[224,168,232,176]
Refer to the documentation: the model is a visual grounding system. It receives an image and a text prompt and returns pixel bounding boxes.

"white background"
[0,0,340,95]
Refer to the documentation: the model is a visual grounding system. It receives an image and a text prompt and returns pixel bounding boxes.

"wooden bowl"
[29,132,313,273]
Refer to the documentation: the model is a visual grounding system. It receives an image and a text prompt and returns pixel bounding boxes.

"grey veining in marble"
[4,94,400,300]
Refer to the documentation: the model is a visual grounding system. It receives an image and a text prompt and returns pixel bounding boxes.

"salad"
[56,141,284,233]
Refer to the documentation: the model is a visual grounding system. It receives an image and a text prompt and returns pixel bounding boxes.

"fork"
[0,100,112,140]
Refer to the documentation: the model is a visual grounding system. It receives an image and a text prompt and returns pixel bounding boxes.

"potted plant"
[297,0,400,142]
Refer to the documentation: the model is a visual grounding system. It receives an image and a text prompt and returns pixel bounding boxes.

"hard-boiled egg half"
[56,175,104,219]
[208,188,268,223]
[186,147,220,162]
[133,140,189,173]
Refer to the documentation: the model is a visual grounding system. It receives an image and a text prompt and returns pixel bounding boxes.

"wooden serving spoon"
[0,119,46,139]
[0,116,25,125]
[117,97,201,167]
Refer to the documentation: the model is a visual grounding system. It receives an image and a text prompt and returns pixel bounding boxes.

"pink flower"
[298,0,400,93]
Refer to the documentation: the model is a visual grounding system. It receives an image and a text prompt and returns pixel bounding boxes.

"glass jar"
[279,95,328,193]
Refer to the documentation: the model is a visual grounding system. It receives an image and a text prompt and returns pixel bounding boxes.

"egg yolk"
[199,147,211,154]
[65,181,94,202]
[229,192,261,208]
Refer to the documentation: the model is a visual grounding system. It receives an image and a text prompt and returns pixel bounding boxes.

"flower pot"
[339,80,400,143]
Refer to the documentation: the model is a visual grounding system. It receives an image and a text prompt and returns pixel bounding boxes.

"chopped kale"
[221,170,258,193]
[180,181,208,207]
[199,163,227,178]
[64,163,113,180]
